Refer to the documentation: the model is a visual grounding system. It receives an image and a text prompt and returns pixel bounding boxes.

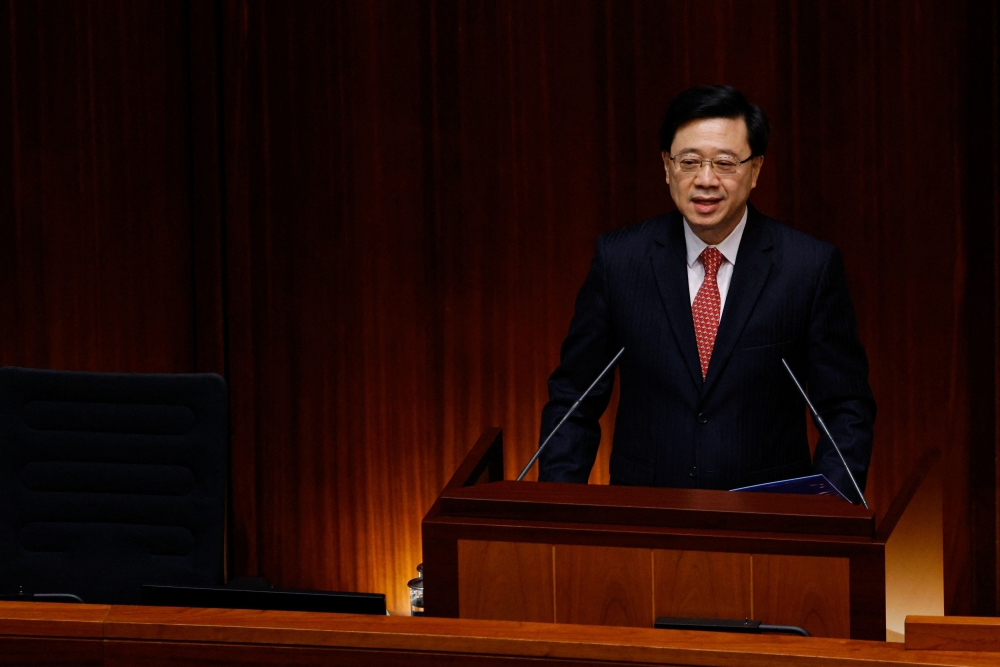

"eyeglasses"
[667,153,754,175]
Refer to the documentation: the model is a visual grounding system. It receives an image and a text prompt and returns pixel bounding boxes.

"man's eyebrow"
[672,147,739,155]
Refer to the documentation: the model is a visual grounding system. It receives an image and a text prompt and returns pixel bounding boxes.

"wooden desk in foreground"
[905,615,1000,653]
[1,602,997,667]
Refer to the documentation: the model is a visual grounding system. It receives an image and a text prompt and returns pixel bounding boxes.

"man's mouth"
[691,196,722,215]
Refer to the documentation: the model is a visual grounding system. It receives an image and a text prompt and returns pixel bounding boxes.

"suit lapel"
[650,214,703,389]
[701,208,775,398]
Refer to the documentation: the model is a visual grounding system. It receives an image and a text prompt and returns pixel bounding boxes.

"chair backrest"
[0,367,228,604]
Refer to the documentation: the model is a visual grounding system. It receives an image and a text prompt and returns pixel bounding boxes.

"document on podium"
[730,474,850,502]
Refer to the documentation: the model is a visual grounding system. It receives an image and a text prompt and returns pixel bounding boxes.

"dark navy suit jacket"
[538,205,875,502]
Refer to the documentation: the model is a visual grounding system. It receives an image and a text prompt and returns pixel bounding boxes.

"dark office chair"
[0,367,228,604]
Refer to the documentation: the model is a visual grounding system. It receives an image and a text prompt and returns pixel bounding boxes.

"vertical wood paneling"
[221,0,441,609]
[186,0,227,378]
[0,0,194,373]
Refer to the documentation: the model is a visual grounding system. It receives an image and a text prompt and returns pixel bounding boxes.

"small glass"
[407,576,424,615]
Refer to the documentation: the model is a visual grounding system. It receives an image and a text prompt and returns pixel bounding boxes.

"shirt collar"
[683,207,749,268]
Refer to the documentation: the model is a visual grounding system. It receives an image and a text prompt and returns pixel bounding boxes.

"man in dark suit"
[538,86,875,503]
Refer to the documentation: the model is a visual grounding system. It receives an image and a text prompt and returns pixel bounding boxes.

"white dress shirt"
[683,207,748,317]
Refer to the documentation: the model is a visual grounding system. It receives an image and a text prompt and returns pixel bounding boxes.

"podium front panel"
[653,550,753,620]
[456,538,851,638]
[458,541,553,622]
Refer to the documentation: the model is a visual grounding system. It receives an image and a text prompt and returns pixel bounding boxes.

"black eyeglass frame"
[666,153,756,174]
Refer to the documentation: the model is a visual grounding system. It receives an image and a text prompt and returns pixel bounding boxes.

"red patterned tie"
[692,247,724,380]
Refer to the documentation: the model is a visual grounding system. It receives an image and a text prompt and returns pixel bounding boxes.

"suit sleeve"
[537,235,621,483]
[807,248,876,502]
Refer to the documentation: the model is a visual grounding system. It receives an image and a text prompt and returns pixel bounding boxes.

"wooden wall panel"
[0,0,195,374]
[219,0,442,612]
[753,555,851,639]
[653,550,752,621]
[458,540,553,622]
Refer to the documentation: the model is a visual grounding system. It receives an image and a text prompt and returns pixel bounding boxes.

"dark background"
[1,0,997,615]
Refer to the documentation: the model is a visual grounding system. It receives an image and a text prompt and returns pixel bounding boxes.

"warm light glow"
[884,466,944,641]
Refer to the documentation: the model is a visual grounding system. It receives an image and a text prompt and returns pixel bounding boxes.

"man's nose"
[693,162,720,186]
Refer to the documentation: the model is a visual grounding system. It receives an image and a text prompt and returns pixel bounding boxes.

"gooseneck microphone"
[780,358,869,509]
[517,347,625,481]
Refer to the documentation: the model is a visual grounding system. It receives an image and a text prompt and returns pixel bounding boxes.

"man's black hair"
[659,85,770,157]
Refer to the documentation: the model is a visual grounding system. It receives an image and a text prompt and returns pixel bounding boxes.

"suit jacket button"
[688,467,697,478]
[697,412,708,424]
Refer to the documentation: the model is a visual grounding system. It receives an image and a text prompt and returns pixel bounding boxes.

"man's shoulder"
[597,212,680,252]
[750,210,839,265]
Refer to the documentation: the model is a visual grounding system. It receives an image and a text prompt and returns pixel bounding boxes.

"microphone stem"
[781,358,869,509]
[518,347,625,481]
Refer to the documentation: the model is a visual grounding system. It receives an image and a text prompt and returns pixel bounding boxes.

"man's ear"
[661,151,672,185]
[750,155,764,189]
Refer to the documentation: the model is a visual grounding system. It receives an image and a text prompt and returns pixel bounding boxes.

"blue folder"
[730,473,849,503]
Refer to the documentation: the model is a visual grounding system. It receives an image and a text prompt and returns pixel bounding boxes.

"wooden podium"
[423,428,928,641]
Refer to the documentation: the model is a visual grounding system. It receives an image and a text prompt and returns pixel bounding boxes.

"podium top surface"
[438,480,875,538]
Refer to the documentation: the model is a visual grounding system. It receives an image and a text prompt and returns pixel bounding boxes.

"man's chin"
[684,215,724,232]
[683,214,736,243]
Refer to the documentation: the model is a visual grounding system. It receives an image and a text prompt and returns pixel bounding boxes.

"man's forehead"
[671,117,749,153]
